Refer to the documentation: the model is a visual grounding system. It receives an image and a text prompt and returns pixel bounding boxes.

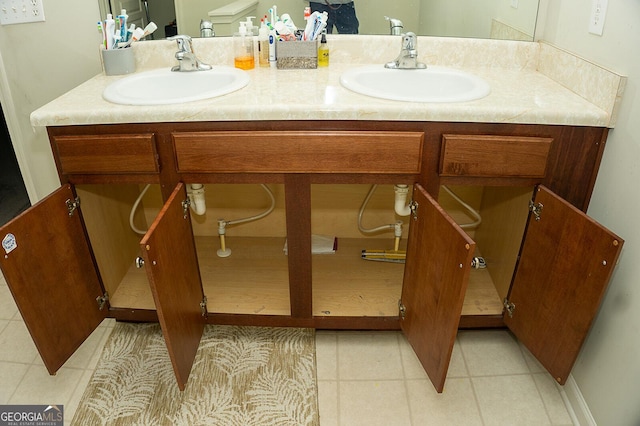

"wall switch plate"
[588,0,608,36]
[510,0,519,9]
[0,0,45,25]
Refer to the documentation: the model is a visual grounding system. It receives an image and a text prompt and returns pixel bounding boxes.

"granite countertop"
[30,36,626,128]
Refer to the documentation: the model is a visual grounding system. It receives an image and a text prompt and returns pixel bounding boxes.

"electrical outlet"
[0,0,45,25]
[588,0,608,36]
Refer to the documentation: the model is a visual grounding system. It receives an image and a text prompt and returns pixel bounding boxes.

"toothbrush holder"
[101,47,136,76]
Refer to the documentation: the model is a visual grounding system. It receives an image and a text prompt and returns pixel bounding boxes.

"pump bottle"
[318,31,329,67]
[234,22,255,70]
[258,20,269,67]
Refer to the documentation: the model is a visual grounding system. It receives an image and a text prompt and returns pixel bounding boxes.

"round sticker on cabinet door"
[2,233,17,254]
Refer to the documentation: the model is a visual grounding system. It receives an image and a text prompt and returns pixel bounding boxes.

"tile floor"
[0,271,575,425]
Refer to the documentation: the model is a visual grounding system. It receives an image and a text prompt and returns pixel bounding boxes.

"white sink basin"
[340,65,490,103]
[103,66,250,105]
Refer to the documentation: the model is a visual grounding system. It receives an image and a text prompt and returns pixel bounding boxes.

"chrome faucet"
[384,16,403,35]
[385,32,426,70]
[168,35,212,72]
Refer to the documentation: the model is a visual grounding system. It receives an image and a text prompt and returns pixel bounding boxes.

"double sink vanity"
[1,35,626,392]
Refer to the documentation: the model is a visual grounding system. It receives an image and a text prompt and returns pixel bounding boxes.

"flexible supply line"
[217,184,276,257]
[358,184,405,251]
[441,185,482,229]
[358,184,400,234]
[130,183,207,235]
[130,184,152,235]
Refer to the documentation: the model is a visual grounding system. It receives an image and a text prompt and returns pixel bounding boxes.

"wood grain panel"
[140,183,205,391]
[506,186,623,385]
[440,134,552,177]
[53,134,158,174]
[173,131,423,174]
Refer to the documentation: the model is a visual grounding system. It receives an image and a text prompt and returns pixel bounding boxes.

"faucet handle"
[385,16,404,35]
[168,34,194,53]
[401,32,417,51]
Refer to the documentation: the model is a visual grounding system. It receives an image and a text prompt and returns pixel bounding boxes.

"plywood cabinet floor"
[108,235,503,319]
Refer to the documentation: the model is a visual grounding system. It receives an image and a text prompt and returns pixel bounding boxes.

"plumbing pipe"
[129,184,151,235]
[358,184,397,234]
[217,219,231,257]
[216,184,276,257]
[188,183,207,215]
[393,184,412,216]
[441,185,482,229]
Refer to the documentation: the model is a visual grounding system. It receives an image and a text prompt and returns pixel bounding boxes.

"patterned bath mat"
[72,323,319,425]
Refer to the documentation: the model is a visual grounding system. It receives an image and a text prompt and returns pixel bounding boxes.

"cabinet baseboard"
[560,374,596,426]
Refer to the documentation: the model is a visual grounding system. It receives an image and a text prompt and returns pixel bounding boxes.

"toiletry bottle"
[258,20,270,67]
[234,22,255,70]
[318,31,329,67]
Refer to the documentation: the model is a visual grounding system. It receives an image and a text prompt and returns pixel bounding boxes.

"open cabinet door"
[505,185,623,385]
[0,185,107,374]
[139,183,206,391]
[400,184,475,393]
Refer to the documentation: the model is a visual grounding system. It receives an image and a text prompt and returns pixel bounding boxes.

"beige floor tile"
[8,364,85,405]
[406,378,483,426]
[519,340,546,373]
[317,380,338,426]
[458,329,529,376]
[0,285,18,320]
[337,332,404,380]
[0,320,39,364]
[339,380,411,426]
[398,334,428,379]
[533,373,573,425]
[473,375,551,426]
[0,361,29,404]
[399,335,468,380]
[316,332,338,380]
[0,319,7,334]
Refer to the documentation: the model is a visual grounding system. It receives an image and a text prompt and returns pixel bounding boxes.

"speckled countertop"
[30,35,626,128]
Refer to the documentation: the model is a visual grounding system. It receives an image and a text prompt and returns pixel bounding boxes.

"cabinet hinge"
[409,200,419,221]
[529,200,543,221]
[399,300,406,320]
[200,296,208,318]
[182,198,191,219]
[66,197,81,216]
[96,292,109,311]
[503,298,515,318]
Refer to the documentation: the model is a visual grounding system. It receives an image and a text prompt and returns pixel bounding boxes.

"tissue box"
[276,40,318,69]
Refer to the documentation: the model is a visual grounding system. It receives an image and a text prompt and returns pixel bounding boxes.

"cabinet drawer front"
[53,134,159,174]
[173,131,424,174]
[439,134,552,178]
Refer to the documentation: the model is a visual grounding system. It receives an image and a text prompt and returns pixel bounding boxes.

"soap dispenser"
[258,19,270,67]
[234,22,255,70]
[318,31,329,67]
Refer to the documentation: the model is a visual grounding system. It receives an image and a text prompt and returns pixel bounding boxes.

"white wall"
[1,2,638,423]
[540,1,640,425]
[0,0,102,201]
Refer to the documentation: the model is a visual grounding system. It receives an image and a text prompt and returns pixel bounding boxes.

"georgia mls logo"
[0,405,63,426]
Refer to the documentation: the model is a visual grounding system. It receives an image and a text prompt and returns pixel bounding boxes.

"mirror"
[104,0,538,42]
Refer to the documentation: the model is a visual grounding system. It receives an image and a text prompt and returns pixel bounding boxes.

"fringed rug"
[72,323,319,425]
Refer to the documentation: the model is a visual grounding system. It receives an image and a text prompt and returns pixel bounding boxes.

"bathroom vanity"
[2,36,626,392]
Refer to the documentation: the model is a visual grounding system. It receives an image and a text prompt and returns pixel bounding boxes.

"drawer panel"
[53,134,158,174]
[173,131,424,174]
[439,134,552,178]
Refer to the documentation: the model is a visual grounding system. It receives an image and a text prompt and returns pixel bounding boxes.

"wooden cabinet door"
[139,183,206,391]
[400,184,476,393]
[0,185,107,374]
[506,185,623,385]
